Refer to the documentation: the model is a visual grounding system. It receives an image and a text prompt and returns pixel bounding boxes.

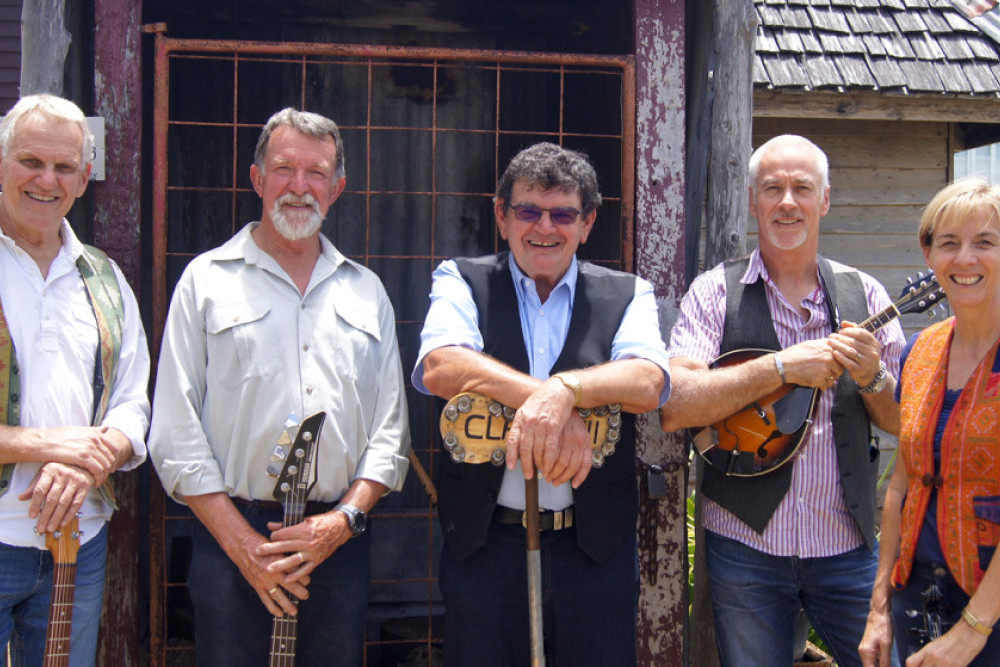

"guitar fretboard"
[44,562,77,667]
[269,504,305,667]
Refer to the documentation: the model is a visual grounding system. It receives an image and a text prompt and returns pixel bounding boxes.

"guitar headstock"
[45,515,81,565]
[268,411,326,505]
[896,271,947,317]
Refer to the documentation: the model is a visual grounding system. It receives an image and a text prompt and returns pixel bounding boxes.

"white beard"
[270,193,324,241]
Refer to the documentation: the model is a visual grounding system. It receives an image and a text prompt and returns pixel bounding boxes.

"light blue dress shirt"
[413,253,670,511]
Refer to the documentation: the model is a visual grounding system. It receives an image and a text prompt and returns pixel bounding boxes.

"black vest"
[435,252,638,564]
[700,255,881,550]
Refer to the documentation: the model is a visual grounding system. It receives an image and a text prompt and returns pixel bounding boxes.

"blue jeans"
[0,524,108,667]
[705,530,899,667]
[439,522,638,667]
[188,502,370,667]
[892,561,1000,665]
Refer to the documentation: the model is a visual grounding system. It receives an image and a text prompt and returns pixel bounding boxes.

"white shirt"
[148,223,410,505]
[413,254,670,511]
[0,220,151,548]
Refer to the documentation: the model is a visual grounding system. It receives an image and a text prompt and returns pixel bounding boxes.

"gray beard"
[271,195,323,241]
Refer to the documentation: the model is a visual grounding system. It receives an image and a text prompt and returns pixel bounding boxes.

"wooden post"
[689,3,757,667]
[93,0,144,664]
[19,0,70,96]
[633,1,687,665]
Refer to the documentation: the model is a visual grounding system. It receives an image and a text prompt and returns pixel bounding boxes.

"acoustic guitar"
[43,516,81,667]
[690,273,945,477]
[440,391,623,468]
[265,411,326,667]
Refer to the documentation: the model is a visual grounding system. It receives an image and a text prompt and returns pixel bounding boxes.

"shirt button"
[537,348,545,355]
[303,344,310,352]
[306,387,313,395]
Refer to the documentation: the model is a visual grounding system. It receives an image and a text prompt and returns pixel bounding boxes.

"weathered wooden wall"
[0,0,19,109]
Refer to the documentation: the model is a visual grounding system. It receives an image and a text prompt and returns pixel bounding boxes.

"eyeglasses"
[509,204,582,226]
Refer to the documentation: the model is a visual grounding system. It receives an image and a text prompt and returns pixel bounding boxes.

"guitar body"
[691,349,820,476]
[267,411,326,667]
[690,273,945,478]
[44,517,81,667]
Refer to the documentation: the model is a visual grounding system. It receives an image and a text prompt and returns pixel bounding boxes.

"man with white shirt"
[413,142,669,666]
[0,94,151,665]
[148,108,410,666]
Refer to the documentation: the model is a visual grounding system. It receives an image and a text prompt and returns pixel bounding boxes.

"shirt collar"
[742,247,824,304]
[213,221,346,273]
[507,252,578,304]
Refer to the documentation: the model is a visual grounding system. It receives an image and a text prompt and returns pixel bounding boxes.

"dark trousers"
[439,522,638,667]
[188,502,370,667]
[892,561,1000,666]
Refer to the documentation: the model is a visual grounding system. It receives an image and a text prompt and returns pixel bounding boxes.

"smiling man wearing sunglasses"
[412,142,670,665]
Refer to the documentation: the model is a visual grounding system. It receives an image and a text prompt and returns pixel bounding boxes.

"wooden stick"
[525,474,545,666]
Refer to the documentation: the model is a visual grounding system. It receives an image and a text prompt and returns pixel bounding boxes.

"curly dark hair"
[495,142,602,215]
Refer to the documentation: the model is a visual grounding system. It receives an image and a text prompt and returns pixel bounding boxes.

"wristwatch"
[859,361,889,395]
[334,503,368,537]
[552,372,583,407]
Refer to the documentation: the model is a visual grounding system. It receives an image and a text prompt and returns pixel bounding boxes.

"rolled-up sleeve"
[354,284,411,492]
[147,269,226,502]
[611,277,672,407]
[411,260,483,394]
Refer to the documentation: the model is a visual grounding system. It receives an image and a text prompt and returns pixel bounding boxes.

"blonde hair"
[919,178,1000,248]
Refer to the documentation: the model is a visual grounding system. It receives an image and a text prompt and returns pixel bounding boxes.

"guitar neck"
[268,503,306,667]
[43,562,77,667]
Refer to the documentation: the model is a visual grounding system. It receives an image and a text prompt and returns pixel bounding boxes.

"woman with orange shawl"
[860,178,1000,667]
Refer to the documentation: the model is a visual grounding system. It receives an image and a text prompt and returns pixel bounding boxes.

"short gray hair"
[748,134,829,191]
[254,107,345,180]
[496,142,602,215]
[0,94,94,166]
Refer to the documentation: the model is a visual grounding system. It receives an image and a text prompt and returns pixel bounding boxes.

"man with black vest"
[413,142,669,666]
[660,134,904,667]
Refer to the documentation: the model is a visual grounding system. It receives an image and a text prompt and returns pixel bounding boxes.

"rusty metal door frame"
[147,26,635,666]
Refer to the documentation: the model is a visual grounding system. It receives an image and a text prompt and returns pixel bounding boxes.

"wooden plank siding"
[0,0,18,111]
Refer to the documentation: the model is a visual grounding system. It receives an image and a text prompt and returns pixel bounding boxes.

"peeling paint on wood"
[92,1,143,665]
[634,1,687,665]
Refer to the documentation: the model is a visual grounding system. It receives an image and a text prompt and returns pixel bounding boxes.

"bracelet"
[962,607,994,637]
[774,354,787,384]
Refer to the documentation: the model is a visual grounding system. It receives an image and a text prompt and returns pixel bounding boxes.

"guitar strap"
[0,245,124,508]
[702,255,878,546]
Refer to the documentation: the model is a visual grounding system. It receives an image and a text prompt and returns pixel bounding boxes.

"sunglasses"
[509,204,582,226]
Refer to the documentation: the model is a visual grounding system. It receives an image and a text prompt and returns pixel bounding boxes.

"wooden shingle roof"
[755,0,1000,97]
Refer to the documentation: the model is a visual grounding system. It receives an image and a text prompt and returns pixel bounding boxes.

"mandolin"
[265,412,326,667]
[43,516,81,667]
[690,273,945,477]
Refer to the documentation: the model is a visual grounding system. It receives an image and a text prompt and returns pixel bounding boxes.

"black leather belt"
[231,497,335,516]
[493,506,574,531]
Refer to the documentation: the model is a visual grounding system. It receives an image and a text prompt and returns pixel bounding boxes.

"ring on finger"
[268,586,279,596]
[297,551,305,564]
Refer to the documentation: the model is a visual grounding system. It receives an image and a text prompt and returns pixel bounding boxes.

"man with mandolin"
[148,108,410,666]
[413,143,670,665]
[660,134,906,667]
[0,95,151,665]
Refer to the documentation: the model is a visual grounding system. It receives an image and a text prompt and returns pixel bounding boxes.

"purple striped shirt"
[668,249,905,557]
